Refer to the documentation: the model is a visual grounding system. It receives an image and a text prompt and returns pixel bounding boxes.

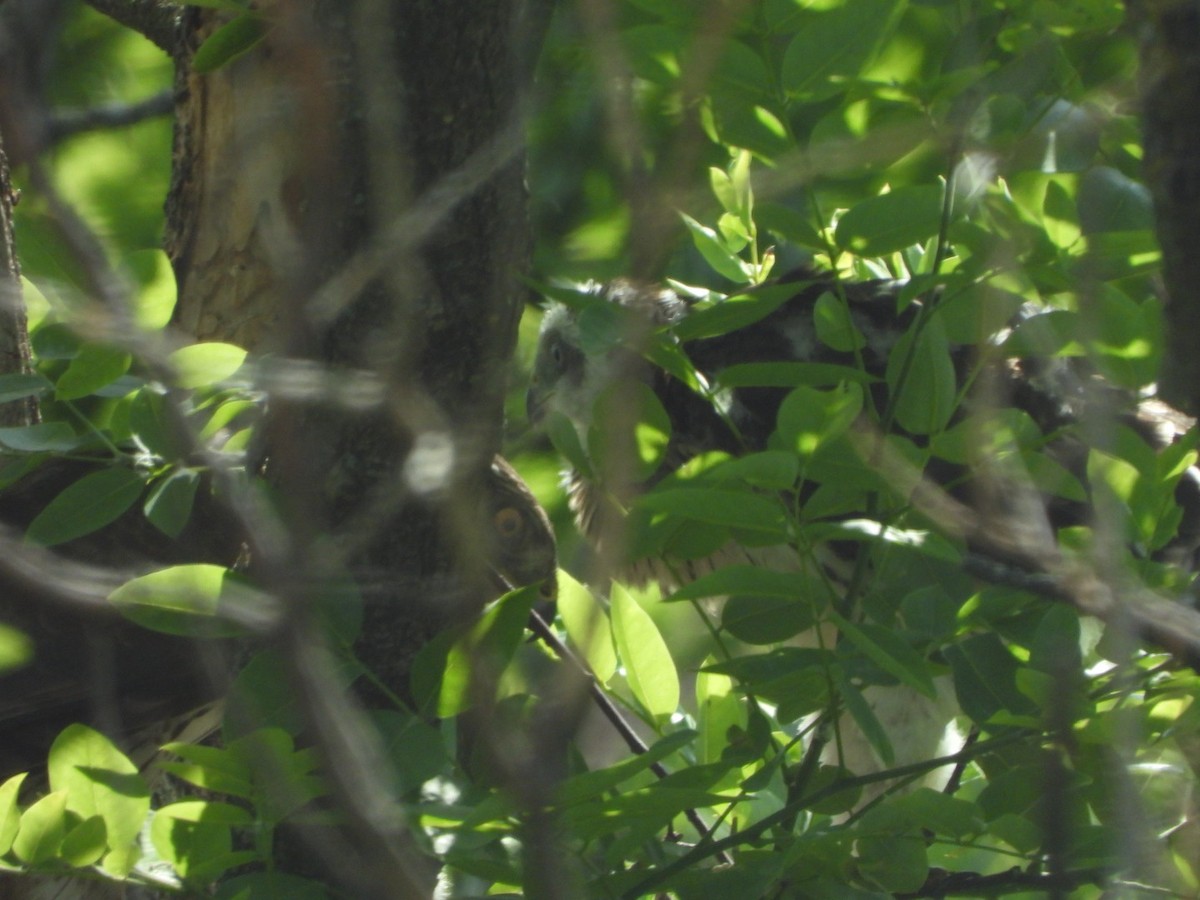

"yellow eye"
[494,507,523,538]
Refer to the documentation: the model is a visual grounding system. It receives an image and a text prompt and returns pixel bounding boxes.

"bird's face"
[527,303,610,433]
[485,455,557,604]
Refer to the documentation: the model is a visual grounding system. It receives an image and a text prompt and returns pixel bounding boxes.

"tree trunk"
[1135,0,1200,416]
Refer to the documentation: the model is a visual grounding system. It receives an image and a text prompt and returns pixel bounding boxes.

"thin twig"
[81,0,180,54]
[46,90,174,144]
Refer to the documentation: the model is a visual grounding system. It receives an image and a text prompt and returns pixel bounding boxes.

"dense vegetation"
[2,1,1198,897]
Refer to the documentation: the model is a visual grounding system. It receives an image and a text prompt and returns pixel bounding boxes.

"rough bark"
[1135,0,1200,415]
[161,3,539,894]
[0,140,33,427]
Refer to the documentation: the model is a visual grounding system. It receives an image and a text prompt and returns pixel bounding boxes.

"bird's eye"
[550,342,563,365]
[494,507,524,538]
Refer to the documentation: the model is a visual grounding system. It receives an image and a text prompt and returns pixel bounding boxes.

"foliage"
[4,0,1199,898]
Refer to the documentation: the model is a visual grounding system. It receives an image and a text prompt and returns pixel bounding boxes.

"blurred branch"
[46,89,173,144]
[854,422,1200,673]
[82,0,180,53]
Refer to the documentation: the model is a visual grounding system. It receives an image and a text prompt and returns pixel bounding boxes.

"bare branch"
[81,0,181,53]
[46,89,174,144]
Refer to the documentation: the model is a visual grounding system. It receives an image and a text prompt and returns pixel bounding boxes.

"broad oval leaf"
[0,372,52,404]
[127,248,178,331]
[108,564,275,637]
[56,343,132,401]
[439,583,541,717]
[835,185,945,256]
[589,382,672,483]
[776,382,863,456]
[26,467,146,547]
[558,569,617,683]
[0,421,79,452]
[886,317,957,435]
[59,816,107,868]
[0,773,27,855]
[637,487,788,539]
[48,725,149,852]
[12,791,68,865]
[680,212,749,282]
[611,584,679,719]
[0,623,31,673]
[723,594,815,644]
[780,0,903,100]
[169,342,248,390]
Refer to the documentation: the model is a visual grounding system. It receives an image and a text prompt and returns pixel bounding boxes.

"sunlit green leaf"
[835,185,945,256]
[12,791,68,865]
[0,773,27,856]
[108,563,273,637]
[558,569,617,683]
[169,342,248,389]
[611,584,679,719]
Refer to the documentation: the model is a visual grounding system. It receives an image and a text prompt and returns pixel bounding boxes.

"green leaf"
[813,291,866,352]
[126,250,179,331]
[144,469,201,538]
[0,422,78,452]
[716,361,877,389]
[680,212,749,282]
[886,317,957,435]
[31,322,82,360]
[169,342,248,389]
[706,451,799,490]
[59,815,107,868]
[672,284,796,341]
[558,569,617,683]
[835,185,945,256]
[12,791,68,865]
[129,386,191,461]
[776,382,863,456]
[723,594,815,644]
[439,584,541,716]
[192,14,266,74]
[0,373,52,404]
[834,670,893,766]
[855,832,928,893]
[1077,165,1154,234]
[780,0,902,100]
[588,382,672,483]
[0,773,27,855]
[828,612,937,699]
[56,343,132,400]
[150,804,233,879]
[47,724,149,852]
[158,743,253,799]
[26,467,145,547]
[892,788,983,838]
[108,564,274,637]
[945,634,1038,724]
[667,565,818,603]
[0,623,32,674]
[611,584,679,719]
[636,488,789,540]
[216,872,333,900]
[154,799,254,827]
[558,730,697,805]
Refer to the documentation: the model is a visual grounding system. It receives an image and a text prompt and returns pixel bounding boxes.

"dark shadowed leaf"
[26,467,145,546]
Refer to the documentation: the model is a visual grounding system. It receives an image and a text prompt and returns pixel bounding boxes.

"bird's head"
[526,280,687,434]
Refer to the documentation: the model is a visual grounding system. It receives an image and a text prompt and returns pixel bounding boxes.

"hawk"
[527,267,1200,777]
